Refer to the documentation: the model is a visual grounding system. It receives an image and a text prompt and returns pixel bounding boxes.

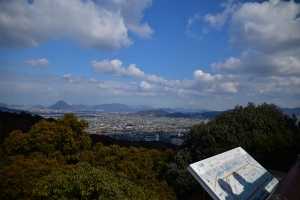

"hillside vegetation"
[0,102,299,200]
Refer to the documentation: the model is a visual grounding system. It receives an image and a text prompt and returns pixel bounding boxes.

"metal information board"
[188,147,279,200]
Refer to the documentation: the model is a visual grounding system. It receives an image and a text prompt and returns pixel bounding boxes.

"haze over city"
[1,0,299,110]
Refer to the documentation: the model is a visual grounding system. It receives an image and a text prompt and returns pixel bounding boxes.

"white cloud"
[205,0,300,81]
[219,82,239,93]
[91,59,124,75]
[0,0,153,50]
[228,0,300,54]
[24,58,50,67]
[193,70,214,81]
[204,1,235,29]
[140,81,152,90]
[125,64,145,78]
[211,51,300,77]
[203,0,300,55]
[91,59,179,86]
[120,0,154,38]
[97,0,154,38]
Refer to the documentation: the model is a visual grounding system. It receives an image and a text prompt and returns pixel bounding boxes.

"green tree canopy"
[166,102,300,198]
[3,113,91,158]
[91,144,176,200]
[1,113,176,200]
[0,110,50,144]
[0,156,67,200]
[33,162,158,200]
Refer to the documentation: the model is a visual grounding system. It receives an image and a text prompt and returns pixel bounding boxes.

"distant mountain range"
[47,101,156,112]
[0,107,31,114]
[0,103,8,107]
[132,109,226,119]
[136,109,168,117]
[0,100,299,118]
[279,107,300,116]
[92,103,131,111]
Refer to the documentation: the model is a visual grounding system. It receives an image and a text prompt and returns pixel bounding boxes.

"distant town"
[1,100,299,146]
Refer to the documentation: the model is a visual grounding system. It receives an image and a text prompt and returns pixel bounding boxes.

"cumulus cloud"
[204,0,300,53]
[0,0,153,50]
[119,0,154,37]
[219,82,239,93]
[91,59,149,78]
[193,70,214,81]
[91,59,245,96]
[204,1,236,29]
[91,59,180,86]
[125,64,146,78]
[204,0,300,80]
[140,81,152,90]
[24,58,50,67]
[91,59,124,75]
[211,53,300,76]
[228,0,300,54]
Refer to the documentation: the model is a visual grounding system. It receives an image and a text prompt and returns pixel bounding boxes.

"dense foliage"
[90,144,176,200]
[0,110,54,144]
[166,102,300,199]
[0,103,299,200]
[0,156,68,200]
[0,113,176,200]
[3,113,92,159]
[33,162,158,200]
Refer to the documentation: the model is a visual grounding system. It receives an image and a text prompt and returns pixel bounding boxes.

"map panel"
[188,147,278,200]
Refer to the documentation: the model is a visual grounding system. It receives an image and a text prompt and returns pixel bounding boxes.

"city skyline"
[1,0,300,110]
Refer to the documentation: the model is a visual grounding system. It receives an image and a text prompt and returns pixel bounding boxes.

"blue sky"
[0,0,299,110]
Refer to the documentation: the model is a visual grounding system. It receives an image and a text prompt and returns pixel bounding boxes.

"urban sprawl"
[33,110,206,146]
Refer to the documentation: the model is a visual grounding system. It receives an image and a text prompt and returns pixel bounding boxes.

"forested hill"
[0,110,55,144]
[132,109,225,119]
[135,109,168,117]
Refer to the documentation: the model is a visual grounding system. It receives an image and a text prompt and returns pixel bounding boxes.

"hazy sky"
[0,0,299,110]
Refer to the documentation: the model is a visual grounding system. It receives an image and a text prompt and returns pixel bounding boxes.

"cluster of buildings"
[26,110,204,146]
[83,113,204,146]
[109,132,188,146]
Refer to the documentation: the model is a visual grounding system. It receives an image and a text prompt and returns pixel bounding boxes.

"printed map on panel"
[188,147,278,200]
